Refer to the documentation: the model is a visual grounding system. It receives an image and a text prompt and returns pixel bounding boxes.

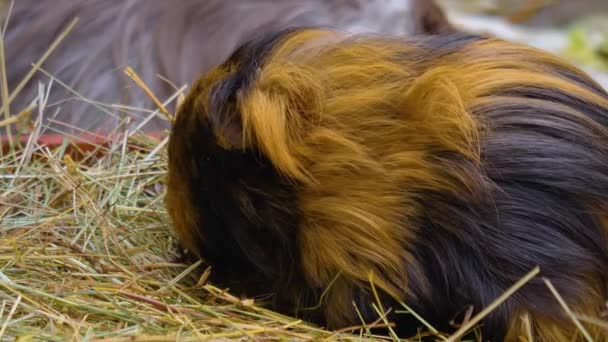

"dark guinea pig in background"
[1,0,450,135]
[165,2,608,342]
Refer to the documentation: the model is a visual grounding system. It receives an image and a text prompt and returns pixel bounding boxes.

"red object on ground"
[0,131,167,160]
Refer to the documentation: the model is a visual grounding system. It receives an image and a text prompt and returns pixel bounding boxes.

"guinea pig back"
[165,28,608,341]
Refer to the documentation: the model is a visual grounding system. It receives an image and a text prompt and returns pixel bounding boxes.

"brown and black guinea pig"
[165,26,608,342]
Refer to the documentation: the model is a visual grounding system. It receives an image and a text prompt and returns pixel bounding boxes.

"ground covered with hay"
[1,115,421,340]
[0,127,403,341]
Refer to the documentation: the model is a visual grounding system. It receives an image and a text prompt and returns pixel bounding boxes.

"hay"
[0,103,399,341]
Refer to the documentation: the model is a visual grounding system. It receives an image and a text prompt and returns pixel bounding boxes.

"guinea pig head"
[165,29,335,296]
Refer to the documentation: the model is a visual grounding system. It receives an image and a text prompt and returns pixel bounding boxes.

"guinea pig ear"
[210,104,245,152]
[204,68,251,151]
[205,73,312,184]
[410,0,457,35]
[238,86,314,184]
[235,61,325,185]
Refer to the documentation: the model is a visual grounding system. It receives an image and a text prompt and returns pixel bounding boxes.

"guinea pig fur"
[165,28,608,341]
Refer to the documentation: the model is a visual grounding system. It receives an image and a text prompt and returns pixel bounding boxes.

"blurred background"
[0,0,607,142]
[440,0,608,88]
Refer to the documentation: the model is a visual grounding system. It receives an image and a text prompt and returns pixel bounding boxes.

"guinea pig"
[1,0,451,136]
[165,27,608,341]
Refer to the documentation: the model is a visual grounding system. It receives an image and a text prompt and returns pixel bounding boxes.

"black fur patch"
[168,27,307,308]
[399,90,608,339]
